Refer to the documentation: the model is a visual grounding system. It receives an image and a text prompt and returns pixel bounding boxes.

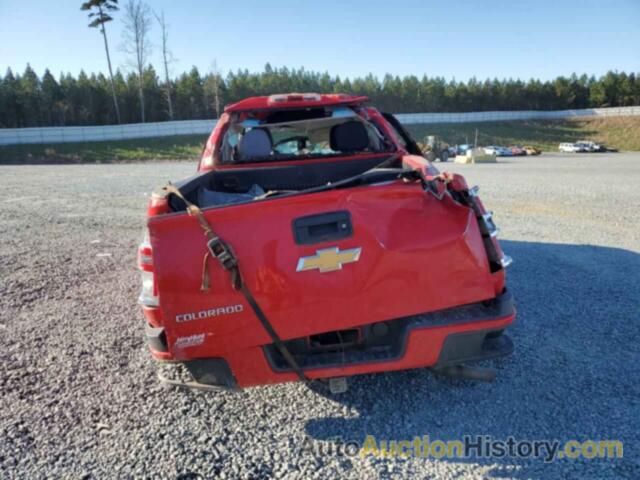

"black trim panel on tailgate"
[293,211,353,245]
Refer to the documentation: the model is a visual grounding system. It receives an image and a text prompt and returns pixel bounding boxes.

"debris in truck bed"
[197,183,265,207]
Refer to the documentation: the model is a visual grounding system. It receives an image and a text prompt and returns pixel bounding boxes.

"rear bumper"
[158,289,515,389]
[434,328,514,367]
[263,289,515,375]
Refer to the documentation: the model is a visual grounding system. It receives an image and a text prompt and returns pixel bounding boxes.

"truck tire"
[426,151,436,162]
[440,151,449,162]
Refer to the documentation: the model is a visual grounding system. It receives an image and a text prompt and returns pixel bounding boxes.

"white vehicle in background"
[559,143,586,153]
[559,143,574,152]
[483,146,499,155]
[484,146,512,156]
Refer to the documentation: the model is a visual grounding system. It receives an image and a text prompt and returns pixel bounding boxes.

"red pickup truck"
[138,93,515,391]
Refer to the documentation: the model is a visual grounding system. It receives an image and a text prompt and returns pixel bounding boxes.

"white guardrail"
[1,106,639,145]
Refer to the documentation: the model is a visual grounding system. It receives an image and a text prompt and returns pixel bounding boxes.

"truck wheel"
[426,151,436,162]
[440,151,449,162]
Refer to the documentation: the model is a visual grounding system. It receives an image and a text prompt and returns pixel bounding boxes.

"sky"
[0,0,638,82]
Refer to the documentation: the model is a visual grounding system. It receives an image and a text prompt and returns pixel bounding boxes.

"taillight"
[138,244,153,272]
[139,271,159,307]
[138,229,159,307]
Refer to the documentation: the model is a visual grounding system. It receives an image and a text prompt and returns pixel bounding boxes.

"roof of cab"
[224,93,369,113]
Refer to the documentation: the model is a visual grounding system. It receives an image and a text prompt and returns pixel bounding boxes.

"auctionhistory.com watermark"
[293,435,623,463]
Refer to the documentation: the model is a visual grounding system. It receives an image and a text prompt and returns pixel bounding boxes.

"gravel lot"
[1,152,639,479]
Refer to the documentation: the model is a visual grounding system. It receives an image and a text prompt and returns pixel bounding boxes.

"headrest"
[238,128,272,160]
[330,121,369,152]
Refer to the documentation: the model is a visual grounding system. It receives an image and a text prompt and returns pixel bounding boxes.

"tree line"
[2,0,640,128]
[1,66,639,128]
[2,0,639,128]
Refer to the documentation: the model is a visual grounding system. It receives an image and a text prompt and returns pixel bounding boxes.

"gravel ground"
[1,152,639,479]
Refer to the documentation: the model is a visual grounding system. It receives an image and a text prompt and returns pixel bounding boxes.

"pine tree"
[0,69,20,127]
[20,65,42,126]
[41,69,64,125]
[81,0,121,123]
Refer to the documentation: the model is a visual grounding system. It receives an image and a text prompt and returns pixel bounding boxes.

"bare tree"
[81,0,121,124]
[121,0,152,122]
[153,10,174,120]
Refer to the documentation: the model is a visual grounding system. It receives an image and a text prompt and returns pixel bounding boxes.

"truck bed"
[167,154,396,210]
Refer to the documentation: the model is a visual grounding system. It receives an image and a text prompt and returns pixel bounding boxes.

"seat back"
[330,121,369,152]
[238,128,272,160]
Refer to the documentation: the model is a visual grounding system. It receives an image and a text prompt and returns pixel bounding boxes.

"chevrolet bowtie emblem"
[296,247,362,273]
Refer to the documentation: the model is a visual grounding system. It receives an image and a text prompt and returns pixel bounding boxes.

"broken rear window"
[220,108,391,163]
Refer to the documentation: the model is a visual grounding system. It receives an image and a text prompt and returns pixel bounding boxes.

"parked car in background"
[483,146,498,156]
[575,141,597,152]
[484,145,513,157]
[577,140,611,152]
[523,145,541,155]
[559,143,586,153]
[559,143,574,152]
[510,146,526,156]
[455,144,473,155]
[484,146,512,157]
[497,146,513,157]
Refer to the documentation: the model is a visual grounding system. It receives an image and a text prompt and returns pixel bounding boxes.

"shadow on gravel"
[303,240,640,479]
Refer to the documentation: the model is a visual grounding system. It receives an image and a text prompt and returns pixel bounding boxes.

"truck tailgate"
[148,181,495,359]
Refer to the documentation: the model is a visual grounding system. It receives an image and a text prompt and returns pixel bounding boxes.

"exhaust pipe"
[432,364,497,382]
